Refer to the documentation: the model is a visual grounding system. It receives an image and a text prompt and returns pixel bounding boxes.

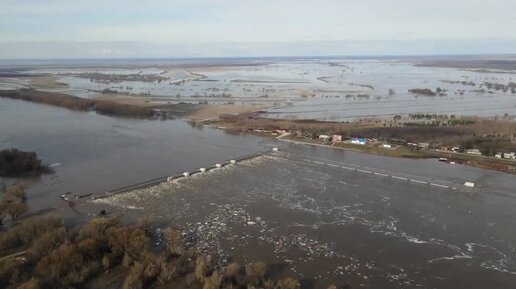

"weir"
[90,148,279,200]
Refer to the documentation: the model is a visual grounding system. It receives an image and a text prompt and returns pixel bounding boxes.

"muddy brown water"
[93,152,516,289]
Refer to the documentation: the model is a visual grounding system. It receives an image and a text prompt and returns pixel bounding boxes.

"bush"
[408,88,437,96]
[0,216,62,255]
[4,203,28,221]
[276,277,301,289]
[0,149,49,177]
[93,101,154,118]
[164,227,184,256]
[0,216,306,289]
[15,277,41,289]
[36,243,100,287]
[246,261,267,280]
[105,226,150,259]
[77,217,119,240]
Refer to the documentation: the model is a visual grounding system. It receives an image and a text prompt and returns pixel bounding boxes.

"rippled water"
[97,151,516,289]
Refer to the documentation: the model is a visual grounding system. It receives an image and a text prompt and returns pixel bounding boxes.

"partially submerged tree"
[4,203,27,221]
[0,185,28,223]
[0,149,50,178]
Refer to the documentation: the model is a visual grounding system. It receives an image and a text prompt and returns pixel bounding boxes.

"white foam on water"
[91,151,516,282]
[49,162,63,168]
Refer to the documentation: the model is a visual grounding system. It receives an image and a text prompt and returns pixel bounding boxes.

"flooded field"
[1,58,515,121]
[94,149,516,289]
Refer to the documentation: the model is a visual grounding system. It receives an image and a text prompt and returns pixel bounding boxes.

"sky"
[0,0,515,58]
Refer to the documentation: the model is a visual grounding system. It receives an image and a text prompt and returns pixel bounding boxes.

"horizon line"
[1,53,516,62]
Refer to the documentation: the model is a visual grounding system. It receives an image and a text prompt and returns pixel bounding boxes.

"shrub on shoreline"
[0,149,50,178]
[408,88,437,96]
[0,216,336,289]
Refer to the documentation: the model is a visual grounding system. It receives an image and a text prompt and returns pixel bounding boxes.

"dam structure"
[89,148,281,200]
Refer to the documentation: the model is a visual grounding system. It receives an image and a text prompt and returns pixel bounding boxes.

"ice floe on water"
[93,151,516,287]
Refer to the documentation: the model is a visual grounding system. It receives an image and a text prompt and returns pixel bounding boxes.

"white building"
[466,149,482,156]
[319,135,331,141]
[504,152,516,160]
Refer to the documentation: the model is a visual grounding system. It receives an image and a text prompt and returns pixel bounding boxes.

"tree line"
[0,215,344,289]
[0,89,154,119]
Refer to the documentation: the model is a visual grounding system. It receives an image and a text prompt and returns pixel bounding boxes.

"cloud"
[90,49,133,57]
[1,39,515,59]
[0,0,515,57]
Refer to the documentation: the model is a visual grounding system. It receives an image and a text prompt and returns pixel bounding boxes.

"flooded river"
[0,98,268,212]
[95,150,516,289]
[1,98,516,288]
[2,58,515,121]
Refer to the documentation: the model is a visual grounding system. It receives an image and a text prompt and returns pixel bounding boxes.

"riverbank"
[276,134,516,174]
[0,89,272,121]
[201,113,516,175]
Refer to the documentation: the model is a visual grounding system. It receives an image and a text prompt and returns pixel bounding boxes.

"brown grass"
[0,89,154,118]
[28,76,68,89]
[189,104,269,121]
